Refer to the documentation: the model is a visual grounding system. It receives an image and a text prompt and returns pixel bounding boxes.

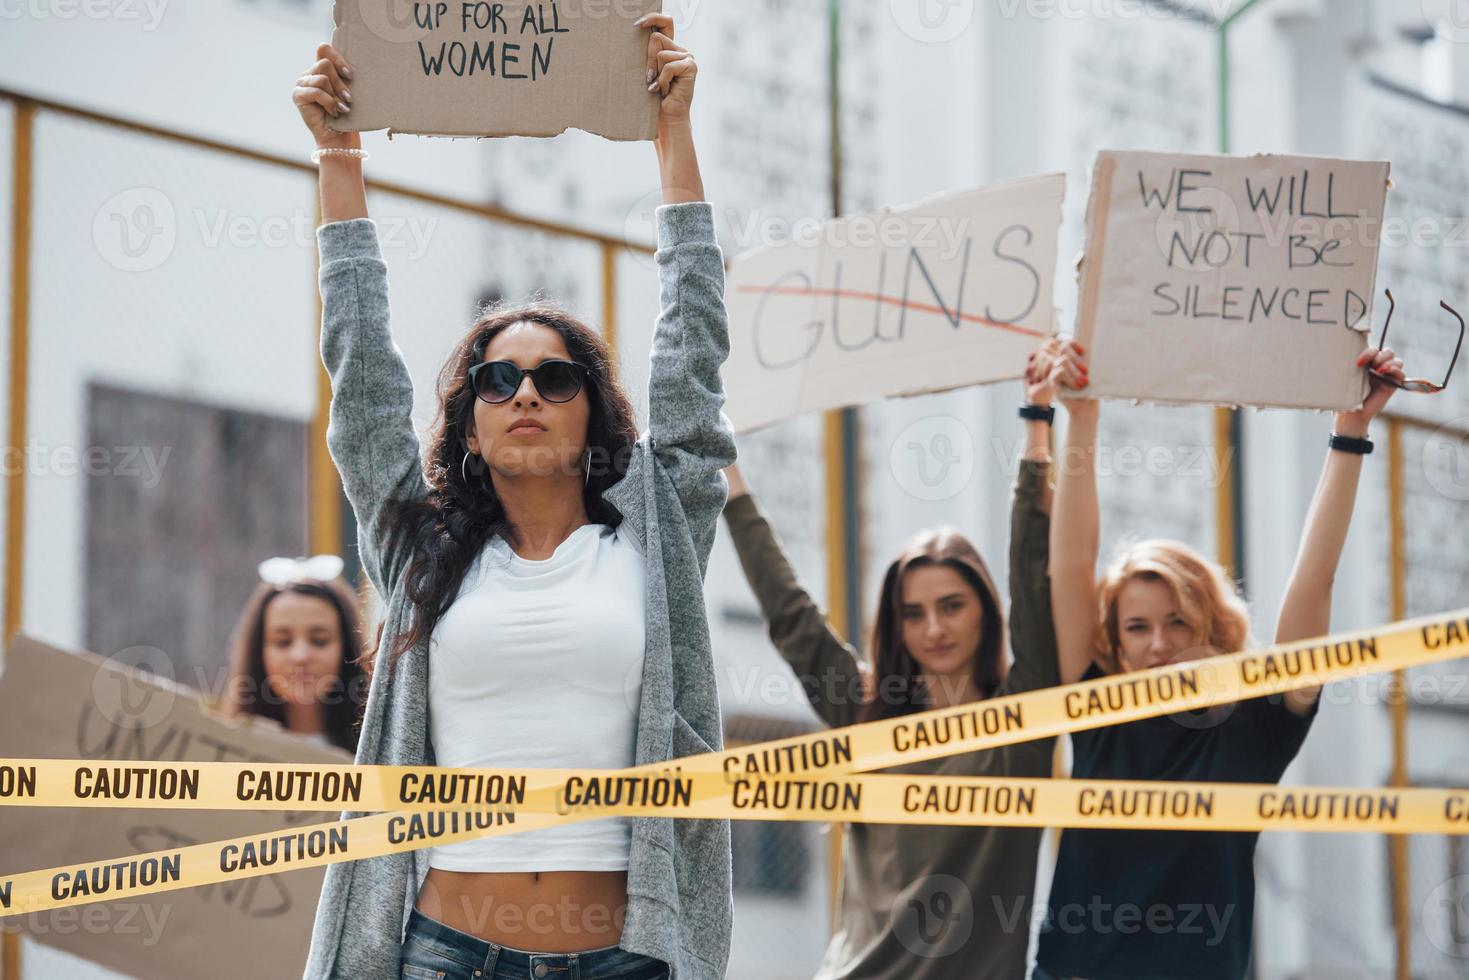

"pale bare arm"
[1049,343,1100,683]
[1275,346,1404,714]
[293,42,366,223]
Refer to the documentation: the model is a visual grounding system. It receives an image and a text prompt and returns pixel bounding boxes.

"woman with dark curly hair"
[291,14,735,980]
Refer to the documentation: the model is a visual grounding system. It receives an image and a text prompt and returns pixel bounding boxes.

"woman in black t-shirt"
[1033,341,1404,980]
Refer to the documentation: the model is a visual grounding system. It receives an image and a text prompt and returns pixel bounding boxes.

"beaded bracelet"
[311,147,369,165]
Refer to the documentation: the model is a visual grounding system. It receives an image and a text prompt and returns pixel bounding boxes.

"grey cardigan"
[302,203,736,980]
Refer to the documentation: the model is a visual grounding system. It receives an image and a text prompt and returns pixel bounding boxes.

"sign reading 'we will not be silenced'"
[328,0,661,141]
[723,175,1066,434]
[1073,150,1391,411]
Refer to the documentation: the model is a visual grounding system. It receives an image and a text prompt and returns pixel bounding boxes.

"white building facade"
[1,1,1466,976]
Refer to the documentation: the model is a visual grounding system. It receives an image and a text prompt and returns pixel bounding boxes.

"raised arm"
[607,15,736,574]
[1050,343,1102,682]
[643,199,736,574]
[294,42,365,224]
[1003,341,1068,694]
[1275,347,1403,714]
[296,43,429,599]
[722,465,863,730]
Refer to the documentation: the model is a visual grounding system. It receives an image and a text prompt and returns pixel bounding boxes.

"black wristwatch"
[1019,404,1056,425]
[1329,433,1373,455]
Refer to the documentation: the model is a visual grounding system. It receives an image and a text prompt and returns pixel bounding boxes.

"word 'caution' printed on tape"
[1,608,1466,915]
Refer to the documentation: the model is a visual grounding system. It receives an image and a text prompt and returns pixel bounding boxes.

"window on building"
[84,383,309,699]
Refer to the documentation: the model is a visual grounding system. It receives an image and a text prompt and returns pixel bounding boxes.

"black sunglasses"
[468,359,589,405]
[1376,289,1464,394]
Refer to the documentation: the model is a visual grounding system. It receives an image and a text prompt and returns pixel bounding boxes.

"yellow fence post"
[1386,416,1410,980]
[601,240,618,355]
[1213,408,1236,579]
[309,196,342,561]
[3,96,35,980]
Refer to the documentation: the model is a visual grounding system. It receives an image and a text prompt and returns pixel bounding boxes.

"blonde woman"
[1033,342,1404,980]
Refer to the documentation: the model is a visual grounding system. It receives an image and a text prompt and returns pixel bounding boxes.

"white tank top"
[425,522,646,872]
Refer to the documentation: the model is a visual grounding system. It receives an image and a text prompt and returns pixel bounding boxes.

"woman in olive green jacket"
[720,340,1086,980]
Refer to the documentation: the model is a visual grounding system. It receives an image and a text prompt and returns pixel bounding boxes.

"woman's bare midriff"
[416,869,629,953]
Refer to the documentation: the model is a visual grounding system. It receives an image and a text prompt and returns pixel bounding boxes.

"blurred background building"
[1,0,1467,977]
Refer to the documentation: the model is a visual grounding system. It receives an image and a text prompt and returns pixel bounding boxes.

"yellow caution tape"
[1,773,1466,915]
[1,607,1466,915]
[6,606,1465,808]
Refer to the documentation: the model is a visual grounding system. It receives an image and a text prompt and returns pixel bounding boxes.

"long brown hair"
[224,576,367,753]
[858,527,1006,723]
[377,302,638,674]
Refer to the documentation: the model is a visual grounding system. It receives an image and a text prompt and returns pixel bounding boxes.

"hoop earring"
[461,451,476,486]
[583,451,591,488]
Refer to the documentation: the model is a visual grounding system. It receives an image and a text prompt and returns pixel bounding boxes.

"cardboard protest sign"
[1072,150,1390,410]
[328,0,662,140]
[0,634,352,980]
[723,175,1065,433]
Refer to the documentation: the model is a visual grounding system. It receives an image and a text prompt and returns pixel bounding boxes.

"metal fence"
[1386,416,1469,980]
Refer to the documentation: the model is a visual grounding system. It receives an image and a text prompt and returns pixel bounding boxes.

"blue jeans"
[400,907,670,980]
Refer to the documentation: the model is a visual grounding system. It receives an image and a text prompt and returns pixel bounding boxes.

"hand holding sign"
[1336,345,1405,437]
[639,12,695,127]
[1026,337,1087,407]
[1049,342,1099,423]
[294,41,370,224]
[293,42,359,150]
[636,12,705,206]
